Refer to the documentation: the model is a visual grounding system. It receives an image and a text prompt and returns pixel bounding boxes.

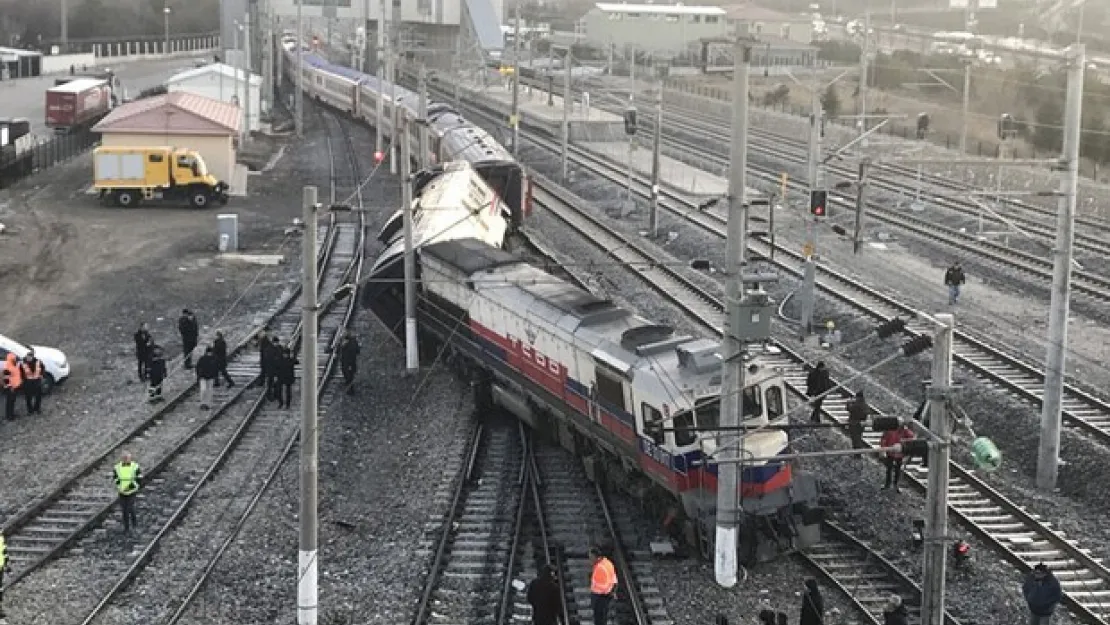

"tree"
[820,84,840,119]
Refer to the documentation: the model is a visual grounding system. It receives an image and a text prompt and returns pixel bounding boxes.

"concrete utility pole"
[276,14,283,101]
[561,49,570,182]
[388,8,398,175]
[296,0,304,137]
[922,313,954,625]
[510,0,521,156]
[244,11,252,137]
[401,114,419,371]
[858,11,870,140]
[648,79,663,238]
[626,46,636,207]
[61,0,69,51]
[376,0,386,159]
[715,36,752,590]
[853,159,870,254]
[1038,43,1085,491]
[298,185,319,625]
[800,58,824,335]
[165,6,172,55]
[959,0,977,154]
[263,11,273,118]
[419,64,429,168]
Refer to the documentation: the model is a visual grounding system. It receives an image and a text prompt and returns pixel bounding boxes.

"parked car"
[0,334,70,392]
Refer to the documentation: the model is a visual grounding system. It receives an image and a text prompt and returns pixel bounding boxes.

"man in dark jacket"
[148,344,167,403]
[1023,564,1062,624]
[805,362,833,423]
[800,578,824,625]
[944,262,966,305]
[178,309,199,369]
[277,347,297,409]
[212,330,234,388]
[134,322,152,381]
[527,564,564,625]
[882,594,909,625]
[257,327,273,389]
[196,347,218,410]
[846,391,872,450]
[338,331,360,394]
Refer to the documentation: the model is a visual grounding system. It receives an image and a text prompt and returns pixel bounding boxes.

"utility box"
[217,213,239,252]
[730,292,774,342]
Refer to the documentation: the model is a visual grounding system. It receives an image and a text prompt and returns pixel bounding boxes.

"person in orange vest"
[21,349,45,415]
[589,546,618,625]
[2,353,22,420]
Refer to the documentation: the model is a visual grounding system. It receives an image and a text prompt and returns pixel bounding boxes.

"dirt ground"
[0,124,336,518]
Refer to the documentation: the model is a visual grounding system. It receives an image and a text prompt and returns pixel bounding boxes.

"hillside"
[0,0,219,48]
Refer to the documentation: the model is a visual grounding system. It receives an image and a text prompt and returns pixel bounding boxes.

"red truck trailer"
[45,78,111,132]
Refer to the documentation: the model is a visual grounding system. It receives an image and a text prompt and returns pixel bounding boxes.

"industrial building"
[724,2,818,45]
[579,3,729,57]
[92,92,243,190]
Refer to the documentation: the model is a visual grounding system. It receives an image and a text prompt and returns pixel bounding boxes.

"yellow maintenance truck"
[94,146,230,208]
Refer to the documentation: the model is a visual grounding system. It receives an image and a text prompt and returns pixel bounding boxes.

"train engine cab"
[410,238,822,565]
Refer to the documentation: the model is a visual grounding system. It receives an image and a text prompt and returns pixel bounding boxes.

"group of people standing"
[258,327,297,408]
[134,310,231,406]
[1,350,47,420]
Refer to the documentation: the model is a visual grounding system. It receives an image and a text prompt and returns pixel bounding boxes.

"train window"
[673,412,697,446]
[641,403,665,445]
[594,368,626,412]
[694,397,719,431]
[148,154,163,163]
[765,386,784,419]
[743,385,763,418]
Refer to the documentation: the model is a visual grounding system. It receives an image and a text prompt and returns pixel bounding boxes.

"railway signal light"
[809,190,827,217]
[899,439,929,458]
[971,437,1002,471]
[373,150,384,164]
[901,335,932,357]
[624,107,638,136]
[916,112,929,140]
[876,317,907,339]
[872,416,902,432]
[998,113,1017,140]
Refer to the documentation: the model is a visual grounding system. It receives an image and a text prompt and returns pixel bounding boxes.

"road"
[0,53,212,138]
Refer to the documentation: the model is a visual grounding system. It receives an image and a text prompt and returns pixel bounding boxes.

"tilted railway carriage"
[413,238,822,562]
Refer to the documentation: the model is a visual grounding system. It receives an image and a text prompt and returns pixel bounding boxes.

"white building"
[579,3,730,58]
[167,63,262,132]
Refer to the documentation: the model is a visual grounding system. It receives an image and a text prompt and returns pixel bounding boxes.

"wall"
[41,53,97,74]
[269,0,502,29]
[100,132,235,183]
[169,77,261,131]
[91,36,222,63]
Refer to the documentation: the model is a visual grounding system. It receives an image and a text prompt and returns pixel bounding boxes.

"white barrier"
[90,35,222,67]
[41,53,97,74]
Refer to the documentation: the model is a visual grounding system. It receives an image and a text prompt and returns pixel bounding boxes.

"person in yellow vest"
[112,452,142,532]
[2,352,22,420]
[589,546,618,625]
[21,349,45,415]
[0,531,7,618]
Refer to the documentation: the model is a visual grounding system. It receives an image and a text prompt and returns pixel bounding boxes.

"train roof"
[48,77,107,93]
[421,237,519,275]
[302,53,366,82]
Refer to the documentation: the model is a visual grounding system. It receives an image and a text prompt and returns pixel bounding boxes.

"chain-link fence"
[0,130,98,189]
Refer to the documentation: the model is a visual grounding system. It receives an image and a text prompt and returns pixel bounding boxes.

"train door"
[593,363,628,431]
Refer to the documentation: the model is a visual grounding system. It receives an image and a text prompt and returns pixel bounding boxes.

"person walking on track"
[338,331,360,394]
[112,452,142,532]
[213,330,235,388]
[178,309,199,369]
[196,346,218,410]
[589,546,618,625]
[134,321,152,382]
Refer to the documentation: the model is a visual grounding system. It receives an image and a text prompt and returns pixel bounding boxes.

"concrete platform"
[459,81,625,142]
[579,141,729,197]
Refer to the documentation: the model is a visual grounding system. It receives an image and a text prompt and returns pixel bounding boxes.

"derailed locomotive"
[367,235,823,563]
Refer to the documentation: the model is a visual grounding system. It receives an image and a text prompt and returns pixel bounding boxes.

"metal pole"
[298,186,319,625]
[715,36,751,589]
[296,0,304,137]
[510,0,521,156]
[244,11,252,136]
[164,8,170,56]
[401,114,419,372]
[648,82,662,238]
[627,46,635,205]
[960,60,971,154]
[263,11,273,116]
[375,0,385,157]
[921,313,954,625]
[419,64,429,168]
[561,49,570,182]
[853,159,869,254]
[388,6,398,175]
[1038,43,1084,491]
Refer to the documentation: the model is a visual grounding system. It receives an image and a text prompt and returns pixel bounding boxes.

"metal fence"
[0,130,98,189]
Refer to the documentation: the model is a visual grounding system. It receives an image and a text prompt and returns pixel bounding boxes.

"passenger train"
[280,42,529,229]
[284,42,822,562]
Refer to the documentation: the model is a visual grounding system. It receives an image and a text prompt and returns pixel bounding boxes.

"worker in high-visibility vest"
[112,452,142,532]
[589,546,617,625]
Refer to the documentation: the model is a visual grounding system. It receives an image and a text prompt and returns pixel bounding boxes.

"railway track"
[0,108,368,625]
[434,87,1110,457]
[411,420,526,625]
[526,175,1110,624]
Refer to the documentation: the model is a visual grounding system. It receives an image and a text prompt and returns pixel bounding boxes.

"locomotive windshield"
[671,386,765,448]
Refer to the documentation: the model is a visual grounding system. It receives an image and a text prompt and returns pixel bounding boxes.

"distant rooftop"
[594,2,727,16]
